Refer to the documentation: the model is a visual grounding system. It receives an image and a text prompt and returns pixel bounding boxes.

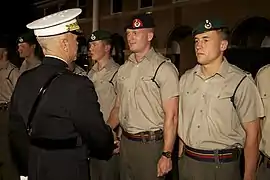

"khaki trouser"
[0,109,19,180]
[120,135,164,180]
[178,154,242,180]
[90,154,120,180]
[257,156,270,180]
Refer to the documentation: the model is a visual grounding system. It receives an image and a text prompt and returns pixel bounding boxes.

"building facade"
[34,0,270,74]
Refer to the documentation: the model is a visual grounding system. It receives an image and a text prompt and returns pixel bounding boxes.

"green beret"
[88,30,111,43]
[17,31,37,45]
[192,19,228,37]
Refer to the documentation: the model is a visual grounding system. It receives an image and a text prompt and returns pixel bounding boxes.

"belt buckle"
[140,132,147,143]
[214,149,220,167]
[149,131,156,141]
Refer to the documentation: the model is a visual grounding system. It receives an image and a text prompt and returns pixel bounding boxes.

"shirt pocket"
[181,87,199,110]
[260,90,270,118]
[117,75,131,95]
[210,89,239,131]
[136,76,159,94]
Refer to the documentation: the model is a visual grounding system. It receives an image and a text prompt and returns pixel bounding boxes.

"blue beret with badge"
[192,19,228,37]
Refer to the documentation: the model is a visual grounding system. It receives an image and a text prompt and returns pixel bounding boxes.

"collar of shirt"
[43,55,69,68]
[91,58,115,72]
[194,57,231,79]
[0,60,9,70]
[128,47,156,64]
[25,56,40,65]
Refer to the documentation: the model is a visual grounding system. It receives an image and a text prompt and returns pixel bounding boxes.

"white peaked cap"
[26,8,82,37]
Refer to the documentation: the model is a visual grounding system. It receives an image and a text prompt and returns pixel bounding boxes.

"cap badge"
[18,37,24,43]
[91,34,96,40]
[204,20,212,29]
[133,19,143,28]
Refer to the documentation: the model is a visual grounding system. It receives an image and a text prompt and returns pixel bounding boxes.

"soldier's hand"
[157,156,172,177]
[113,140,120,154]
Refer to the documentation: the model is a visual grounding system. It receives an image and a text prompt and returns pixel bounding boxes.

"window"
[139,0,153,9]
[77,0,87,19]
[111,0,122,14]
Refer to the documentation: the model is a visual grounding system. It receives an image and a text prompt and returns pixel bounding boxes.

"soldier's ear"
[32,44,36,49]
[147,31,154,42]
[220,40,228,51]
[104,44,111,53]
[61,38,69,52]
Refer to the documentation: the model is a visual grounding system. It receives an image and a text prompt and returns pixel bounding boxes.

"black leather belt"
[122,129,163,142]
[30,137,82,150]
[184,145,241,163]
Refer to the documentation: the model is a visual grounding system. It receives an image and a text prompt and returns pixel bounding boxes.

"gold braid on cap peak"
[66,22,80,31]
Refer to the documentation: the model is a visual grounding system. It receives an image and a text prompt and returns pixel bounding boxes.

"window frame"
[111,0,123,15]
[138,0,153,10]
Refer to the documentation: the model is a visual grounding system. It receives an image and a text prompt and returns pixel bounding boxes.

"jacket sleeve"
[72,77,114,160]
[8,85,30,176]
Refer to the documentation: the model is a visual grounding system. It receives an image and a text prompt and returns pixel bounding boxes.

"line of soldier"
[1,7,270,180]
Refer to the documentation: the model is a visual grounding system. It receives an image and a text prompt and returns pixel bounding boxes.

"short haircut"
[102,39,113,54]
[218,28,230,41]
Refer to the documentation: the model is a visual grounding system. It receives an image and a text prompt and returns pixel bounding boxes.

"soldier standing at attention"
[178,19,264,180]
[17,31,41,74]
[0,39,20,180]
[107,13,179,180]
[9,8,115,180]
[87,30,120,180]
[255,65,270,179]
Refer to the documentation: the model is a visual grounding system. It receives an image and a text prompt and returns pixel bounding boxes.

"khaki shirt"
[73,64,87,76]
[88,59,119,122]
[255,64,270,157]
[0,61,20,103]
[117,48,179,134]
[19,56,41,74]
[178,59,264,150]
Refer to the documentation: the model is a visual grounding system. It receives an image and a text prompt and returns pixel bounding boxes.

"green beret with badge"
[17,31,37,45]
[88,30,112,43]
[192,19,228,37]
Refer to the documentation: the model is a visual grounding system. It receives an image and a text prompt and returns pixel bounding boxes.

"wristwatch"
[162,151,172,158]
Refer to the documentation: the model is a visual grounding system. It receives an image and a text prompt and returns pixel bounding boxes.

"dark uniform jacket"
[9,57,114,180]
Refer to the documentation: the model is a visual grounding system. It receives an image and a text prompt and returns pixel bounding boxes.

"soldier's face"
[89,40,107,61]
[17,43,35,58]
[0,48,7,61]
[194,30,227,65]
[126,29,153,53]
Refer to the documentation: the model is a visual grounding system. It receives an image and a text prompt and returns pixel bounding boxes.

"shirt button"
[200,110,203,113]
[197,125,200,128]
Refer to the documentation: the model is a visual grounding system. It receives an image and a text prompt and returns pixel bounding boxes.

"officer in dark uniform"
[9,8,115,180]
